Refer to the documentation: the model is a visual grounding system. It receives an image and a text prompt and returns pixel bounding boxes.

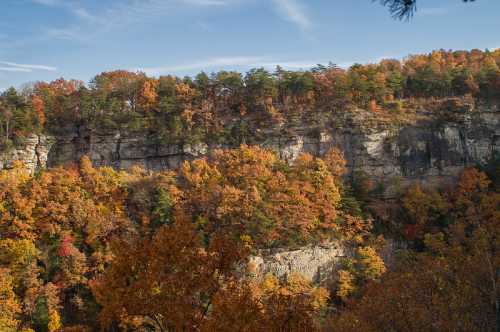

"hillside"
[0,49,499,331]
[1,49,500,195]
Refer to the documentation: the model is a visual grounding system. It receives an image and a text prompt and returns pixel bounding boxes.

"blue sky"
[1,0,499,91]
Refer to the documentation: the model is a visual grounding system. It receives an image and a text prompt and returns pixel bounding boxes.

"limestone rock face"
[246,239,400,286]
[2,106,494,284]
[1,106,499,196]
[248,243,351,286]
[0,134,55,174]
[46,129,211,171]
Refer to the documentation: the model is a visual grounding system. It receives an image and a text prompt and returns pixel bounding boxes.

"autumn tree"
[0,270,21,332]
[138,78,159,110]
[334,245,386,304]
[31,95,46,127]
[0,157,135,330]
[329,168,500,332]
[92,216,249,331]
[210,273,329,332]
[176,145,359,247]
[402,183,450,240]
[95,224,330,332]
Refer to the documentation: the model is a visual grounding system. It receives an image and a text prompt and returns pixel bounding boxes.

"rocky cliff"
[0,135,55,174]
[247,243,350,286]
[246,239,400,287]
[3,104,498,196]
[2,104,497,285]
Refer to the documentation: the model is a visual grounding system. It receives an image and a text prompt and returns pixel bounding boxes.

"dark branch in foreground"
[376,0,477,20]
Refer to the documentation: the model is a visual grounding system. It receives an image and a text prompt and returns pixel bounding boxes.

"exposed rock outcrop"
[0,134,55,174]
[1,105,499,197]
[51,107,500,195]
[2,105,495,285]
[247,243,350,286]
[246,239,401,287]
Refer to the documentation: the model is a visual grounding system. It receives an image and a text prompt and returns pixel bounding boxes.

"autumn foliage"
[0,139,496,331]
[330,168,500,331]
[1,49,500,327]
[1,49,500,150]
[0,145,378,331]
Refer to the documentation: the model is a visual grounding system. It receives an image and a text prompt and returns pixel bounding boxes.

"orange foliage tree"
[329,168,500,332]
[176,145,358,247]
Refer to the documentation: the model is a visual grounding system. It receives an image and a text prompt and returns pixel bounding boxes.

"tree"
[355,246,386,282]
[376,0,477,20]
[0,158,135,330]
[31,95,46,127]
[138,78,159,110]
[402,184,450,239]
[178,145,351,247]
[245,68,278,110]
[94,215,330,331]
[0,270,21,332]
[329,168,500,332]
[0,88,42,146]
[92,216,249,331]
[336,270,356,302]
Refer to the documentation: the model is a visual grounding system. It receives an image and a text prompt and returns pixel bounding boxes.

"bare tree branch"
[375,0,477,20]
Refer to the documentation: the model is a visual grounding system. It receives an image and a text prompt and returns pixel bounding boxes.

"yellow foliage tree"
[48,311,62,332]
[356,246,386,282]
[0,269,21,332]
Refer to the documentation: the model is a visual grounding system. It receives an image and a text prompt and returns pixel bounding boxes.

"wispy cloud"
[101,0,233,24]
[272,0,311,32]
[134,56,327,75]
[44,27,82,41]
[33,0,234,41]
[31,0,61,6]
[259,60,318,69]
[0,67,32,72]
[181,0,229,5]
[136,56,267,75]
[418,7,449,16]
[136,54,410,77]
[0,61,57,72]
[72,7,100,23]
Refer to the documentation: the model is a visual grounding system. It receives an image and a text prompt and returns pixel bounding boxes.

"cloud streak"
[272,0,311,32]
[0,67,32,72]
[418,7,449,16]
[33,0,235,41]
[136,56,267,75]
[31,0,61,6]
[134,56,325,75]
[134,53,411,76]
[0,61,57,72]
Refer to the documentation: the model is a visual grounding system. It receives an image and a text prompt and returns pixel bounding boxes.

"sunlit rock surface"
[2,106,499,196]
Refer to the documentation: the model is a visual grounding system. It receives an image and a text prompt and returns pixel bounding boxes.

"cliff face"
[248,243,350,287]
[0,135,55,174]
[2,106,499,192]
[1,105,497,284]
[247,239,399,287]
[6,105,496,196]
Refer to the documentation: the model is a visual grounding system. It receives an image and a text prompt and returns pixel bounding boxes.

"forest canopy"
[0,145,498,331]
[1,48,500,331]
[1,49,499,150]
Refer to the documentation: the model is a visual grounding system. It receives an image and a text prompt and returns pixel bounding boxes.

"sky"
[1,0,499,91]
